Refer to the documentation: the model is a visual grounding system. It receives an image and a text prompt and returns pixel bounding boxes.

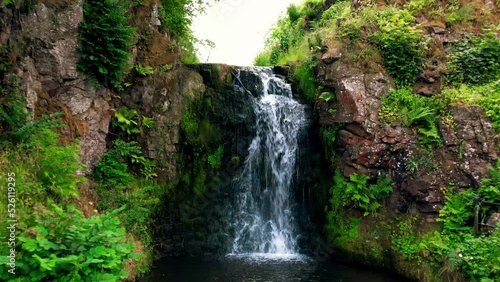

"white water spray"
[231,67,307,258]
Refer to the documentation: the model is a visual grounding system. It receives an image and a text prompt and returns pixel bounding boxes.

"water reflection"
[140,256,410,282]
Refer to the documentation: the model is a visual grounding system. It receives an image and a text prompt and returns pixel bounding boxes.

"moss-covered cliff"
[255,0,500,281]
[1,0,500,281]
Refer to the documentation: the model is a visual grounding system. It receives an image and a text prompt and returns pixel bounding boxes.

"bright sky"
[191,0,304,66]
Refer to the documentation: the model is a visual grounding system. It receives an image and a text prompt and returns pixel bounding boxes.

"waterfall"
[231,67,307,257]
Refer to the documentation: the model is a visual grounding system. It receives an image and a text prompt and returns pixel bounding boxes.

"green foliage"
[319,91,335,102]
[142,116,155,129]
[2,0,14,7]
[390,161,499,280]
[113,107,140,135]
[0,204,136,281]
[207,145,224,170]
[295,57,318,103]
[159,0,192,38]
[287,4,301,23]
[448,32,500,85]
[326,170,351,242]
[35,129,86,200]
[97,178,164,246]
[446,3,474,25]
[93,139,145,186]
[391,216,420,261]
[320,0,351,23]
[443,81,500,132]
[93,139,163,246]
[134,64,155,76]
[254,52,272,66]
[379,88,443,146]
[0,83,63,146]
[333,169,393,216]
[78,0,135,89]
[371,8,426,86]
[437,188,475,233]
[451,230,500,281]
[405,153,436,175]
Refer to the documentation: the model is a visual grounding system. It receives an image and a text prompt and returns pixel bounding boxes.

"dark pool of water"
[139,254,410,282]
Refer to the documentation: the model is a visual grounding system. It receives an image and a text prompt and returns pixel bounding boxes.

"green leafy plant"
[0,83,64,146]
[371,8,426,86]
[35,129,86,200]
[78,0,135,89]
[134,64,155,76]
[391,216,420,261]
[442,80,500,132]
[448,32,500,85]
[93,139,143,186]
[0,204,137,281]
[379,88,443,146]
[437,188,475,233]
[93,139,163,247]
[334,169,393,216]
[319,91,335,102]
[113,107,140,135]
[207,145,224,170]
[141,116,155,129]
[451,230,500,281]
[295,57,319,103]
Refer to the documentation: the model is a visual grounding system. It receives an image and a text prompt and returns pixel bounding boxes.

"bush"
[371,8,426,86]
[160,0,192,38]
[93,139,143,187]
[294,57,318,103]
[34,129,85,200]
[78,0,135,89]
[0,83,63,146]
[447,32,500,85]
[287,4,301,23]
[379,88,443,146]
[93,139,163,246]
[333,169,393,216]
[451,231,500,281]
[207,145,224,170]
[442,80,500,132]
[0,204,137,281]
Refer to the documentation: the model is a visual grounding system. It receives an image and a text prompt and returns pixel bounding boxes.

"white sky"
[191,0,304,66]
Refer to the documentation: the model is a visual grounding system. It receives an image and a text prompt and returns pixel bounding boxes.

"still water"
[140,255,410,282]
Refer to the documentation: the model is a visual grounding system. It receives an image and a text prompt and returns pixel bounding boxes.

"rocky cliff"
[1,0,500,281]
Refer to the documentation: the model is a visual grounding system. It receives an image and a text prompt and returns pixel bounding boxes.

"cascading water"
[230,67,307,258]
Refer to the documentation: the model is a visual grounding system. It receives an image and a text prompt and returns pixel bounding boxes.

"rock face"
[317,58,498,215]
[1,2,110,172]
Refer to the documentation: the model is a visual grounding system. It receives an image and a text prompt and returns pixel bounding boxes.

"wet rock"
[486,213,500,232]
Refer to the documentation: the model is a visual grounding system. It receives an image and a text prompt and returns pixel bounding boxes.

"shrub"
[207,145,224,170]
[0,204,137,281]
[294,57,318,103]
[371,8,426,86]
[35,129,85,200]
[113,107,140,135]
[93,139,143,187]
[447,32,500,85]
[442,80,500,132]
[287,4,301,23]
[160,0,192,38]
[333,169,393,216]
[93,139,163,246]
[78,0,135,89]
[254,51,272,66]
[379,88,443,146]
[451,230,500,281]
[0,83,63,146]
